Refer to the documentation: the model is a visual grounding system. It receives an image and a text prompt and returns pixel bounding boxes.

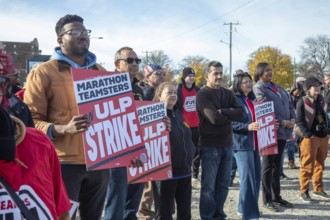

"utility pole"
[224,22,239,86]
[293,58,296,82]
[327,42,330,68]
[142,50,150,64]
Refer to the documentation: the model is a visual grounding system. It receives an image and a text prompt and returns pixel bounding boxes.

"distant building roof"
[29,55,51,62]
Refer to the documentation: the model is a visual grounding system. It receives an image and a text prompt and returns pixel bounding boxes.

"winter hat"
[144,64,163,78]
[292,82,303,91]
[296,76,306,83]
[182,67,195,79]
[305,76,322,91]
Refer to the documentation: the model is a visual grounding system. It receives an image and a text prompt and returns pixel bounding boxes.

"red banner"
[71,68,147,170]
[254,101,278,156]
[127,101,172,183]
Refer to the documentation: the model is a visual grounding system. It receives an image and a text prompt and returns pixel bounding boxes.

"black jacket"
[196,86,244,148]
[296,95,328,138]
[167,108,195,177]
[132,77,145,101]
[5,93,34,127]
[143,84,155,101]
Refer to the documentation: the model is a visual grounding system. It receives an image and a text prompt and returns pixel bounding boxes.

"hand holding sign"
[53,114,90,136]
[163,116,171,132]
[129,157,144,168]
[248,122,259,131]
[71,69,146,170]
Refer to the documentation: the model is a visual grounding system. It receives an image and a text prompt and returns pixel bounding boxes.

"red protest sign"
[71,68,147,170]
[254,101,278,156]
[127,101,172,183]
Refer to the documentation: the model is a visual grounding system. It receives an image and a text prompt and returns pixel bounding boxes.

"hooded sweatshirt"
[24,47,105,164]
[51,47,97,69]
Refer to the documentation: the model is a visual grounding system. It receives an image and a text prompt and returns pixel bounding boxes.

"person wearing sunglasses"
[24,14,109,220]
[104,46,145,220]
[143,64,166,101]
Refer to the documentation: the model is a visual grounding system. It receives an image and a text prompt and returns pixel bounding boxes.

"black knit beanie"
[182,67,195,80]
[305,76,322,91]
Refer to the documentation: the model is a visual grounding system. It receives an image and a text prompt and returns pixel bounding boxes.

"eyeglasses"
[153,71,166,77]
[118,58,142,64]
[60,29,92,37]
[241,80,253,84]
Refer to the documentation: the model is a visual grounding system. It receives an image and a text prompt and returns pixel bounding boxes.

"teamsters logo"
[140,153,147,163]
[183,96,196,112]
[0,185,53,219]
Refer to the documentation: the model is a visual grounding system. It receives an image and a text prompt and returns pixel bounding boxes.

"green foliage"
[177,55,209,87]
[247,46,293,89]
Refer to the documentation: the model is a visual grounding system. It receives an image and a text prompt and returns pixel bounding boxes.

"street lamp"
[90,37,103,39]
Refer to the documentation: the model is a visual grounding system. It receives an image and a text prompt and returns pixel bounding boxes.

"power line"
[135,0,256,49]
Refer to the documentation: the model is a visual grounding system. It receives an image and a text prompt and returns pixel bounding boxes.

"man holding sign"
[24,15,110,220]
[104,46,146,220]
[253,62,295,212]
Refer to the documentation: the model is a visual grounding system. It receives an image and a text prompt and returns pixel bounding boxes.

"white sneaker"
[192,178,201,189]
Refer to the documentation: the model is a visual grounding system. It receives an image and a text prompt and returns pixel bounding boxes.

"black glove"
[324,127,330,135]
[0,108,16,161]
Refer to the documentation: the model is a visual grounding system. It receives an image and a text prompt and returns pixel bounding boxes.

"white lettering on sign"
[0,185,53,219]
[129,135,170,177]
[85,96,142,162]
[257,125,276,147]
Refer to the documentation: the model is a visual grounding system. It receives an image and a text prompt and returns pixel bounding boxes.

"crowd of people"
[1,13,330,220]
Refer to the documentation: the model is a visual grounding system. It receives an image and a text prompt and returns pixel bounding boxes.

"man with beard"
[24,14,109,220]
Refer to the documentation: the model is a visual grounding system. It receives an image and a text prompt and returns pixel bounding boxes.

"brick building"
[0,38,50,86]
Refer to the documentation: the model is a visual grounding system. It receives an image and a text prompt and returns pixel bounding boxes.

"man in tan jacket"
[24,14,109,220]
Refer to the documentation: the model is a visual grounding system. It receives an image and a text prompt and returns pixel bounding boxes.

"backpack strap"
[0,176,38,220]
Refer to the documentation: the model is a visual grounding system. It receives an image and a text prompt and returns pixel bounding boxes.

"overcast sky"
[1,0,329,73]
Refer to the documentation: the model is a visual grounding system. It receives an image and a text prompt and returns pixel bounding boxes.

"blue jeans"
[199,147,232,220]
[234,150,261,220]
[230,153,237,182]
[104,167,144,220]
[280,140,295,174]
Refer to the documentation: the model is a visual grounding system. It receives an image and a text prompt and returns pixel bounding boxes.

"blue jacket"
[232,94,255,151]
